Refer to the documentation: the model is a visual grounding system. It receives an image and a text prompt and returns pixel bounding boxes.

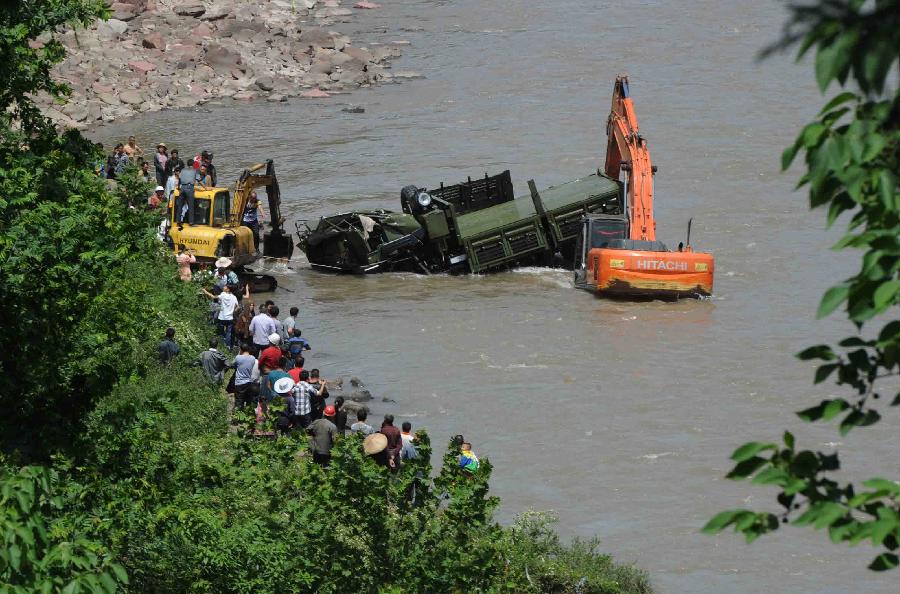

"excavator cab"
[574,214,628,287]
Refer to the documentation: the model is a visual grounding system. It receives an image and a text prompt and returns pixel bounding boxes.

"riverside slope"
[38,0,405,129]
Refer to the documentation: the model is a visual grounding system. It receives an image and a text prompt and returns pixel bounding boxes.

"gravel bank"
[38,0,404,129]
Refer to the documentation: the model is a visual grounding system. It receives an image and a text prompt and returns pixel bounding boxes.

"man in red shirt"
[258,333,282,372]
[287,354,305,382]
[379,414,403,470]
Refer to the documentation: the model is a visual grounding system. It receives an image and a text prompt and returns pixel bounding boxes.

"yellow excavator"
[166,160,294,291]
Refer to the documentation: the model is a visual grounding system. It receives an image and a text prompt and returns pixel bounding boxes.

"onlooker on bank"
[123,135,142,159]
[307,405,338,466]
[198,337,232,384]
[165,148,184,178]
[203,284,238,349]
[158,327,180,364]
[308,368,328,420]
[233,344,259,410]
[175,244,196,282]
[154,143,168,185]
[459,441,480,473]
[350,409,375,435]
[333,396,348,435]
[249,306,278,353]
[287,354,305,382]
[380,415,402,469]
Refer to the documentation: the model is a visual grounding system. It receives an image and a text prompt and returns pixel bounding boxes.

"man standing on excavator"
[177,159,197,227]
[242,191,267,250]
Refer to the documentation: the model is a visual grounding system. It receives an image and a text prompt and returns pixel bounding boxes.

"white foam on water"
[640,452,676,460]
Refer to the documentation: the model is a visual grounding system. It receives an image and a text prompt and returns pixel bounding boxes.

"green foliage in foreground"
[705,0,900,571]
[0,366,653,594]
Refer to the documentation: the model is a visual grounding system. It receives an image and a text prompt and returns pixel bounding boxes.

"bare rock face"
[175,4,206,18]
[142,31,165,50]
[41,0,404,127]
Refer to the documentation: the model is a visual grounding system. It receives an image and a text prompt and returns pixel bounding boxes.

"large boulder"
[98,19,129,38]
[255,76,275,91]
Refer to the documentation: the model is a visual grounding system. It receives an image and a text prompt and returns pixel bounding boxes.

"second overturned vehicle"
[296,169,623,274]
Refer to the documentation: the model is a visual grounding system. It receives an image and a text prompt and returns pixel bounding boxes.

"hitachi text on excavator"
[574,76,715,298]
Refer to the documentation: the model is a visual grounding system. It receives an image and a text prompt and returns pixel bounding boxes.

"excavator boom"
[605,76,656,241]
[232,159,294,260]
[574,76,714,299]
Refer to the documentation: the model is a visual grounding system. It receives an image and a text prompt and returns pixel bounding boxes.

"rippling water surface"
[93,1,895,592]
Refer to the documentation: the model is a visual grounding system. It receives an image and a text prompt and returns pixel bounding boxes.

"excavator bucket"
[263,229,294,260]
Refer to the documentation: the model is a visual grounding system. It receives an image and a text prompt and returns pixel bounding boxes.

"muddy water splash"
[93,1,895,592]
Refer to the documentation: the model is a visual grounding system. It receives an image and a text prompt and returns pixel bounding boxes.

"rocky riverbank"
[38,0,406,129]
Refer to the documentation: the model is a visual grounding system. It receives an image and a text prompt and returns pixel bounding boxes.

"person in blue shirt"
[287,328,311,358]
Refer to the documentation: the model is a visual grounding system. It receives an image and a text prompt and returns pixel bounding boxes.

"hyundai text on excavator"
[166,159,294,291]
[574,76,714,298]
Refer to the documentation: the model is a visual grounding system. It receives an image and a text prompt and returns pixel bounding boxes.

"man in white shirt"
[203,285,238,349]
[249,306,278,353]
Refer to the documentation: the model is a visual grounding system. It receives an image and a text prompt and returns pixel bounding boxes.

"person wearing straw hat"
[307,405,338,466]
[213,258,239,290]
[272,376,296,435]
[363,433,390,467]
[153,142,168,185]
[264,354,290,403]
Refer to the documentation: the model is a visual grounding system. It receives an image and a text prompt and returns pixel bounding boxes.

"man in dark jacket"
[199,338,232,384]
[380,414,402,470]
[158,327,180,363]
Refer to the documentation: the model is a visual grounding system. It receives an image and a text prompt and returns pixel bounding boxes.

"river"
[92,1,896,592]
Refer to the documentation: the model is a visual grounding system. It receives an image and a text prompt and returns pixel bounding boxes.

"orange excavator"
[574,76,714,298]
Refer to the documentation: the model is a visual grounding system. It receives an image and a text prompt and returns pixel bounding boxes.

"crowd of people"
[127,127,481,473]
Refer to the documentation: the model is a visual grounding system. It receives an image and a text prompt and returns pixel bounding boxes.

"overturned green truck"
[295,170,623,274]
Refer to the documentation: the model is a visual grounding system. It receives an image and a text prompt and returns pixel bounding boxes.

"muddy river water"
[94,1,896,592]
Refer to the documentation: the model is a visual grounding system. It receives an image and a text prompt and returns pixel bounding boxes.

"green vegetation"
[0,3,652,592]
[704,0,900,571]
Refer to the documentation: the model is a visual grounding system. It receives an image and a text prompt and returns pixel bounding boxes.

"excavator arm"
[232,160,294,260]
[605,76,656,241]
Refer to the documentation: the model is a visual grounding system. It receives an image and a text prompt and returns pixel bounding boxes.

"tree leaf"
[818,91,858,115]
[730,442,777,463]
[817,284,849,318]
[814,363,839,384]
[702,510,747,534]
[869,552,899,571]
[873,280,900,310]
